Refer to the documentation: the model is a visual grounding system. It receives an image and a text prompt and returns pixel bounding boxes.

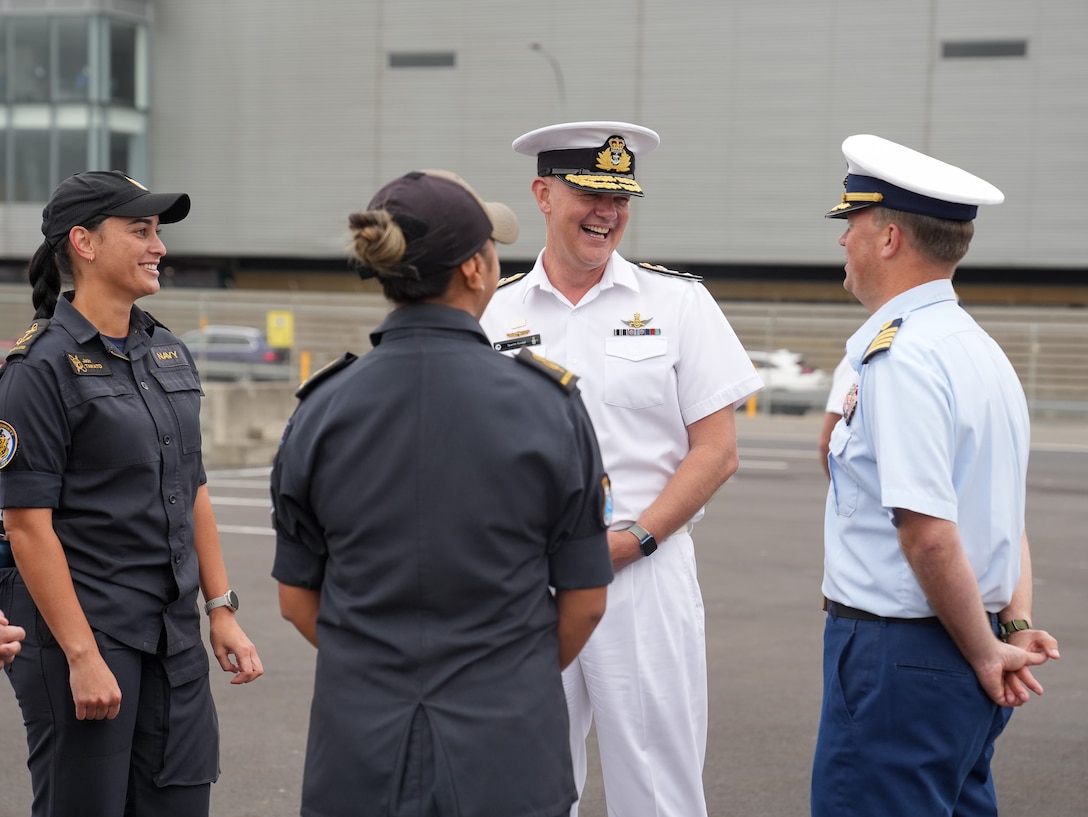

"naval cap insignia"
[596,136,632,173]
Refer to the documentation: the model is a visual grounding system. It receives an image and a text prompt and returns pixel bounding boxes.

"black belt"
[825,599,939,625]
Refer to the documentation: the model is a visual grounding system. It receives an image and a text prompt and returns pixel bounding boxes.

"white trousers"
[564,532,708,817]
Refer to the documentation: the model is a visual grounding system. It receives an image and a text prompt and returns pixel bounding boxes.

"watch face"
[227,590,240,611]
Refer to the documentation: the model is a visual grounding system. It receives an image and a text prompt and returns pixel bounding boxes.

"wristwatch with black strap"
[626,523,658,557]
[998,618,1031,641]
[204,589,240,615]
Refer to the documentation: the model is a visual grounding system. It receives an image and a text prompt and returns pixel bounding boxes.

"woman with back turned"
[272,169,613,817]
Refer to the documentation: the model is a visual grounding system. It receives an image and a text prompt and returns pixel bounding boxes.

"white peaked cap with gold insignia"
[826,134,1004,221]
[513,121,661,196]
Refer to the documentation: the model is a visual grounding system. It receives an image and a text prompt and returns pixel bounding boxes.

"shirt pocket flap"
[60,376,134,409]
[151,366,203,394]
[605,336,668,362]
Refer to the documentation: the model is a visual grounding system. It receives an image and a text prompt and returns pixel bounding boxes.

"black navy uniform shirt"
[0,294,207,663]
[271,303,613,817]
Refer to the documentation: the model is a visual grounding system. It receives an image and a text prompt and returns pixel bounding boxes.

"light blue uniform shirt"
[823,279,1030,618]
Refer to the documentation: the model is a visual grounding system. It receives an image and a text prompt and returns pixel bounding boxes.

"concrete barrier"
[200,382,298,468]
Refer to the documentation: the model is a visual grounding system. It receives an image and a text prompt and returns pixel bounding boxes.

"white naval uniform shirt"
[481,250,762,527]
[823,279,1030,618]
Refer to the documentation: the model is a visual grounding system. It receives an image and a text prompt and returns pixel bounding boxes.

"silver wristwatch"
[204,589,240,615]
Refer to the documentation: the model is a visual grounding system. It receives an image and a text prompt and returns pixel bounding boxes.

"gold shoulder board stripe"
[6,319,51,359]
[295,352,358,400]
[637,262,703,282]
[497,272,529,288]
[862,318,903,364]
[515,348,579,393]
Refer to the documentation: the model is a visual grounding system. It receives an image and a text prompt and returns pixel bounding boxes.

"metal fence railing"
[3,284,1086,419]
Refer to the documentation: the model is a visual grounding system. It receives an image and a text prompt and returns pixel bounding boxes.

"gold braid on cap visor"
[829,191,885,212]
[562,173,644,194]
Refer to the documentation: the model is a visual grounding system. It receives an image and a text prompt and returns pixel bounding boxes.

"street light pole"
[529,42,566,113]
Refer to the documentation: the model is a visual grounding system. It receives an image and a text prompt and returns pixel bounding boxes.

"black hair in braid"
[27,214,108,318]
[28,242,62,319]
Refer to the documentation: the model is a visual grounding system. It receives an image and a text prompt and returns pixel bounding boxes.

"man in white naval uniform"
[481,121,762,817]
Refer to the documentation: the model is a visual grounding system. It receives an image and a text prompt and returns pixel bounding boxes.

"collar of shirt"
[845,278,957,370]
[54,293,157,357]
[518,249,642,307]
[369,302,492,348]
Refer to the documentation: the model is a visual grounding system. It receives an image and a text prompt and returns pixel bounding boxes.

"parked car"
[748,348,830,415]
[180,325,292,382]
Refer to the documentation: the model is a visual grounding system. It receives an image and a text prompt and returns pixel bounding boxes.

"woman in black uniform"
[272,170,614,817]
[0,171,263,817]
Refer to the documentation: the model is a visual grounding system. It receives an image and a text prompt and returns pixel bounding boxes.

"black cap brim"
[104,192,191,224]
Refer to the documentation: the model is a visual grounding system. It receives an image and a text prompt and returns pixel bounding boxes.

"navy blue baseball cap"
[42,171,190,249]
[357,170,518,280]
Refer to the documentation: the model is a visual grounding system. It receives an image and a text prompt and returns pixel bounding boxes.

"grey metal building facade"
[1,0,1085,287]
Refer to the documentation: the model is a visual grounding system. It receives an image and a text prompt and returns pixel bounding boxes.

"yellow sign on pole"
[266,311,294,349]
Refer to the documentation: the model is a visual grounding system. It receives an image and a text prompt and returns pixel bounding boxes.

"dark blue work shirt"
[271,303,613,817]
[0,294,206,659]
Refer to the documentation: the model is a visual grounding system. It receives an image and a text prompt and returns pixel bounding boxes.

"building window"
[942,40,1028,59]
[388,52,457,68]
[0,6,151,202]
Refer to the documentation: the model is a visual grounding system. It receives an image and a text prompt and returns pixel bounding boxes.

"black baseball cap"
[42,171,191,249]
[359,170,518,280]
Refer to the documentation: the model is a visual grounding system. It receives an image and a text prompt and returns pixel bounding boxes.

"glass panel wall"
[0,7,151,202]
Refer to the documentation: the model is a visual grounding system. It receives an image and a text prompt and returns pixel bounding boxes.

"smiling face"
[837,208,885,309]
[534,177,631,279]
[87,214,168,301]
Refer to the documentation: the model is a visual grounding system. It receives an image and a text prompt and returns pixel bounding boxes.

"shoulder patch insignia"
[5,320,50,361]
[637,262,703,282]
[516,348,579,393]
[497,272,529,288]
[862,318,902,364]
[0,420,17,469]
[295,352,358,400]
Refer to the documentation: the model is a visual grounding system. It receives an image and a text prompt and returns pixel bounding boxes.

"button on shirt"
[481,251,762,527]
[0,295,206,656]
[823,279,1030,618]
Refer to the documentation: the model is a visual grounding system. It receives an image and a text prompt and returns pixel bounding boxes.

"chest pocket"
[150,366,204,454]
[828,430,858,517]
[60,375,159,468]
[604,336,669,409]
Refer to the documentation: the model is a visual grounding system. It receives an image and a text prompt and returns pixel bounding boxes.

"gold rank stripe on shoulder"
[497,272,529,288]
[862,318,903,364]
[295,352,358,400]
[6,319,50,358]
[637,262,703,282]
[515,348,580,393]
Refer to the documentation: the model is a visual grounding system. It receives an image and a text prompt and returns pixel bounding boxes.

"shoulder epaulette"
[637,262,703,282]
[295,352,358,400]
[497,272,530,288]
[862,318,902,364]
[515,348,579,393]
[4,319,51,361]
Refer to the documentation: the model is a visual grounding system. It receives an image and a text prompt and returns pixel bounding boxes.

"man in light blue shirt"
[812,135,1061,817]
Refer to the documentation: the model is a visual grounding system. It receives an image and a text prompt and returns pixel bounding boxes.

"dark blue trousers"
[2,572,218,817]
[811,611,1013,817]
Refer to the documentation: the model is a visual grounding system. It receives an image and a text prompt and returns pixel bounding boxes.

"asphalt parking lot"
[1,414,1085,817]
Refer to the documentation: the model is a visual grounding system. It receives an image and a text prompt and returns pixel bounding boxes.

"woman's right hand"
[68,651,122,720]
